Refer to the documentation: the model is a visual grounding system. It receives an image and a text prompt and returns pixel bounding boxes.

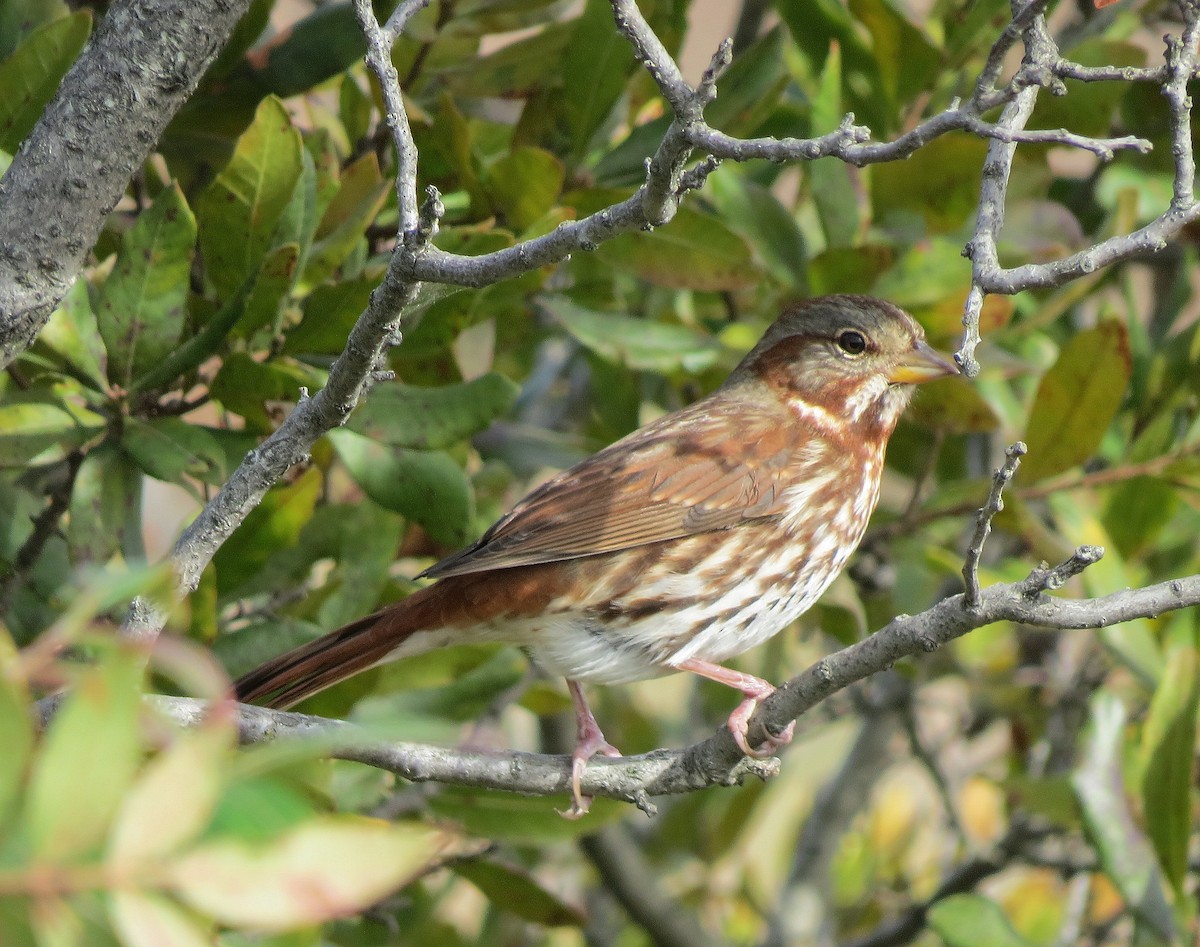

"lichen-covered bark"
[0,0,252,368]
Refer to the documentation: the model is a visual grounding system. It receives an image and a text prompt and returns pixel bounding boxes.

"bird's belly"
[520,526,852,686]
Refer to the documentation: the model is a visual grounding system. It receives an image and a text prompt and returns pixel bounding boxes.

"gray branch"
[124,0,429,640]
[963,441,1027,607]
[958,0,1200,374]
[0,0,254,369]
[128,564,1200,808]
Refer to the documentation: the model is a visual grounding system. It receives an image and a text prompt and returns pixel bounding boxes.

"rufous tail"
[234,587,442,709]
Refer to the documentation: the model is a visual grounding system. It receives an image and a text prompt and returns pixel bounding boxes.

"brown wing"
[422,395,816,579]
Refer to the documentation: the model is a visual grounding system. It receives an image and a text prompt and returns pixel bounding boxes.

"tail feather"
[234,565,556,709]
[235,606,422,709]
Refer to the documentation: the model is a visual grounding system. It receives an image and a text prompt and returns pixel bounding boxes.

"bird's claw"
[562,680,621,818]
[560,739,621,819]
[727,698,795,758]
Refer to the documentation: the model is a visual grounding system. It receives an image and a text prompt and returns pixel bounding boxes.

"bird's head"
[731,294,959,436]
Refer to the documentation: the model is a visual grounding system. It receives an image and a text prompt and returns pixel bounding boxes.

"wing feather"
[423,396,816,579]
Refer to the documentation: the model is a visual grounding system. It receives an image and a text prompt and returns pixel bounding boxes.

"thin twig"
[963,441,1027,609]
[0,452,83,611]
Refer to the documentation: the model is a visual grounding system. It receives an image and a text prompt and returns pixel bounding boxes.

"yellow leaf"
[169,818,452,931]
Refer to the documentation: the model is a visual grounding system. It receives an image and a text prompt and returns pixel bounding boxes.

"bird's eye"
[836,330,867,356]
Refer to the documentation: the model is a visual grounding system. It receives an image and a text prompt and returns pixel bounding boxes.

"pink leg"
[562,680,621,819]
[673,658,795,759]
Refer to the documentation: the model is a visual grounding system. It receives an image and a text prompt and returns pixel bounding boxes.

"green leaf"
[234,243,300,339]
[1072,693,1175,941]
[95,183,196,386]
[705,173,806,292]
[313,506,405,630]
[270,141,322,275]
[439,22,570,99]
[1023,322,1132,481]
[452,0,576,33]
[1103,476,1177,560]
[128,264,257,394]
[0,665,33,828]
[872,239,970,313]
[246,3,368,98]
[281,275,377,355]
[205,774,317,843]
[704,26,790,132]
[327,430,473,548]
[928,894,1033,947]
[384,648,526,725]
[562,0,635,159]
[26,896,88,947]
[109,719,234,865]
[776,0,882,125]
[170,819,451,931]
[0,401,101,467]
[38,280,107,390]
[487,147,564,233]
[299,153,389,290]
[429,786,624,842]
[26,647,145,861]
[809,43,862,248]
[121,418,226,487]
[338,74,372,147]
[0,10,91,153]
[1033,40,1145,138]
[1138,623,1200,895]
[213,468,322,599]
[196,96,303,299]
[453,859,585,927]
[594,27,788,186]
[0,0,69,59]
[349,373,519,450]
[849,0,941,108]
[208,352,321,432]
[871,135,990,233]
[569,190,762,290]
[205,0,270,81]
[541,295,721,372]
[1046,492,1163,686]
[66,444,140,565]
[108,892,213,947]
[906,377,999,433]
[807,245,894,296]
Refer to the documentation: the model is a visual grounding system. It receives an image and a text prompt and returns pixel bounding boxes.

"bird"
[235,294,958,816]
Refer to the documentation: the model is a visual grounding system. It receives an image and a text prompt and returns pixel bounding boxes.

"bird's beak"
[888,340,959,385]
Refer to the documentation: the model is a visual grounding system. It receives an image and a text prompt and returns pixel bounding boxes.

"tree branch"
[122,0,436,642]
[0,0,254,369]
[113,564,1200,809]
[963,441,1026,608]
[959,0,1200,373]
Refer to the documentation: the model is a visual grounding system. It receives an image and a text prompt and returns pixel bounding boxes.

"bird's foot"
[561,680,622,819]
[564,730,622,819]
[674,658,794,758]
[726,695,795,758]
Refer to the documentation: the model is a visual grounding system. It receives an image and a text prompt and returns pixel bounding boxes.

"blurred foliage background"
[2,0,1200,943]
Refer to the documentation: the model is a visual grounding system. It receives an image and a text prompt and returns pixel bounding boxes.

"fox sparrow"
[236,294,957,815]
